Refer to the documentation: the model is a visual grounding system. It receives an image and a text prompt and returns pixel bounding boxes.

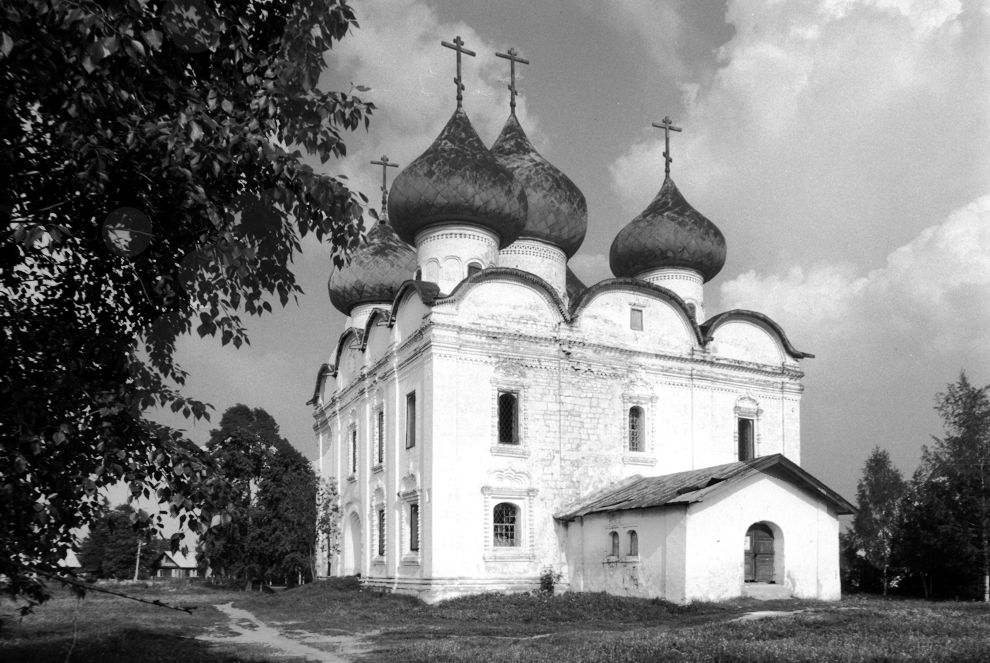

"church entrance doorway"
[744,523,775,583]
[342,512,362,576]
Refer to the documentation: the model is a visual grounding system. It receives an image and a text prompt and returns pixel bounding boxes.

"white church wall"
[449,280,563,333]
[571,289,696,356]
[563,507,689,603]
[393,290,431,343]
[363,311,393,366]
[708,320,787,366]
[682,474,841,602]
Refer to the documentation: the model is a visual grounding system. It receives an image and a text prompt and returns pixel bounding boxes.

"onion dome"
[609,177,726,282]
[388,108,527,248]
[328,219,417,315]
[491,114,587,258]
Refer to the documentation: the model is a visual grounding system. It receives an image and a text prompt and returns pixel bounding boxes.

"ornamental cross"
[651,116,682,178]
[495,47,530,114]
[370,155,398,215]
[441,36,477,108]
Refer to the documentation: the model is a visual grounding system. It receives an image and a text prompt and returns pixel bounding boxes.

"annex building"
[311,41,853,604]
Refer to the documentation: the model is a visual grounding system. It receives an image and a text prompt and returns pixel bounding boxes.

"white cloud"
[719,192,990,356]
[608,0,990,273]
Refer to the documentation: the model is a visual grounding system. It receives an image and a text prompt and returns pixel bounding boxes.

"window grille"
[493,502,518,547]
[409,503,419,551]
[629,530,639,557]
[376,408,384,464]
[610,531,620,557]
[350,428,357,474]
[497,392,518,444]
[377,509,386,557]
[628,406,644,452]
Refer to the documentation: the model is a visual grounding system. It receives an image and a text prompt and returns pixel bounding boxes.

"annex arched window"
[493,502,519,547]
[628,406,644,452]
[467,261,483,277]
[609,531,620,557]
[628,530,639,557]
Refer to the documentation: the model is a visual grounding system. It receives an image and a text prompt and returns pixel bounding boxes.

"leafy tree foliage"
[78,504,166,579]
[1,0,372,603]
[253,437,317,585]
[894,373,990,600]
[316,476,341,576]
[200,405,316,587]
[848,447,906,594]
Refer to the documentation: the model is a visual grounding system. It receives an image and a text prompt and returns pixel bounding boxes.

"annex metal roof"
[555,453,854,521]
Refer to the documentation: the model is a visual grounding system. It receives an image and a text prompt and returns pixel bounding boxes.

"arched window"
[609,531,620,557]
[628,406,644,452]
[467,262,483,277]
[493,503,518,547]
[738,417,754,461]
[414,267,422,280]
[498,392,518,445]
[628,530,638,557]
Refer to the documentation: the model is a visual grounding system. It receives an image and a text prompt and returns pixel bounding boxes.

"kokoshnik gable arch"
[313,38,850,604]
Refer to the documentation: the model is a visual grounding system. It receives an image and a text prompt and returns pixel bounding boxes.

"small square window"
[630,308,644,331]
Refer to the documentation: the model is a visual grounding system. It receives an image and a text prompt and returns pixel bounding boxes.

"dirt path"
[197,602,372,662]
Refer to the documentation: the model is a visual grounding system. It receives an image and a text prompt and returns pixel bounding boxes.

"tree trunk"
[882,565,888,596]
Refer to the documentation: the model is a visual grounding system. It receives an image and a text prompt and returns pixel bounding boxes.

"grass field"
[4,579,990,662]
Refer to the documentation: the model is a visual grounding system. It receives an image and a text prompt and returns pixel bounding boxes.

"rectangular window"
[375,408,384,465]
[628,406,644,452]
[630,307,644,331]
[409,503,420,552]
[350,428,357,475]
[738,417,755,461]
[493,502,518,547]
[377,509,386,557]
[497,391,518,444]
[405,392,416,449]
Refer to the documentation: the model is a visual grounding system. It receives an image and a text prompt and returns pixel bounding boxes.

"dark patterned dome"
[491,114,587,258]
[388,108,527,248]
[328,219,417,315]
[609,177,726,282]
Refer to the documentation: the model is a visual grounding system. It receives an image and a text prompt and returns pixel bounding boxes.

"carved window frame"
[734,396,763,461]
[398,477,422,566]
[481,469,538,562]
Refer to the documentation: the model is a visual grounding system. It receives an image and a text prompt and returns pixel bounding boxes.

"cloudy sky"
[153,0,990,503]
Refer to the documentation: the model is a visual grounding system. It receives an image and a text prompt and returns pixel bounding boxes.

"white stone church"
[311,49,853,604]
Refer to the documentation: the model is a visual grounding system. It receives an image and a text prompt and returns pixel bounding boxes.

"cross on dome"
[495,47,530,115]
[651,115,682,179]
[441,36,477,108]
[370,155,398,216]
